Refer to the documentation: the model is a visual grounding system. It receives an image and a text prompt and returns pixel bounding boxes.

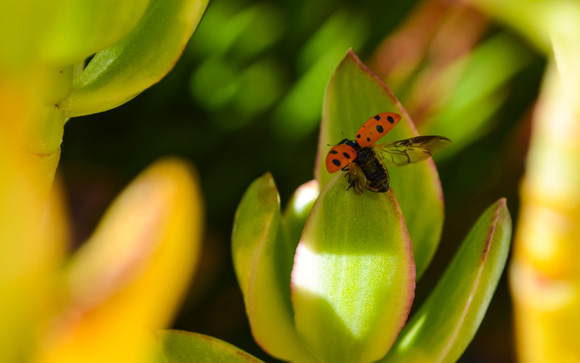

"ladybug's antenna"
[327,131,346,147]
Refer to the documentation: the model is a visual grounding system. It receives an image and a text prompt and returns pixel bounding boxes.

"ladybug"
[326,112,451,195]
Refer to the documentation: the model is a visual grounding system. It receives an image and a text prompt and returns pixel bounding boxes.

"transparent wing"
[376,136,452,167]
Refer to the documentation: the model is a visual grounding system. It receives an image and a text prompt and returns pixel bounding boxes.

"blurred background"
[59,0,545,361]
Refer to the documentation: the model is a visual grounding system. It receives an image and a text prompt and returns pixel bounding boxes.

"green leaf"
[316,49,445,279]
[41,0,151,65]
[0,0,150,68]
[0,1,55,68]
[419,33,532,158]
[281,179,320,253]
[231,173,315,362]
[380,199,512,363]
[271,9,369,141]
[158,330,264,363]
[61,0,209,117]
[470,0,578,54]
[291,173,415,363]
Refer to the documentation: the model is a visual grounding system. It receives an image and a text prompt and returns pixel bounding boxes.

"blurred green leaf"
[233,58,287,119]
[0,0,149,68]
[381,199,512,363]
[62,0,208,117]
[316,49,445,279]
[158,330,265,363]
[272,8,369,140]
[0,1,55,68]
[191,57,286,127]
[281,180,320,251]
[41,0,151,65]
[291,174,415,363]
[188,2,284,60]
[185,0,243,58]
[226,3,285,60]
[471,0,580,54]
[231,173,315,362]
[419,33,532,156]
[190,56,240,110]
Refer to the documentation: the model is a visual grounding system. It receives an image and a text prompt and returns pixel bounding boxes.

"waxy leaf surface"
[316,49,445,279]
[62,0,208,117]
[232,173,315,362]
[0,137,58,362]
[158,330,264,363]
[281,180,320,257]
[292,174,415,363]
[381,199,512,363]
[0,0,149,67]
[37,158,204,363]
[41,0,151,65]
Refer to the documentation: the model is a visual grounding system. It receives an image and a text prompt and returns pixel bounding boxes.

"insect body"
[325,112,451,195]
[352,145,390,193]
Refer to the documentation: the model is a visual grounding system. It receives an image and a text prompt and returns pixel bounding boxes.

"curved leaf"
[281,180,320,252]
[291,173,415,363]
[315,49,445,279]
[0,1,55,68]
[418,33,532,158]
[232,173,315,362]
[381,199,512,363]
[41,0,150,65]
[470,0,578,54]
[510,38,580,361]
[37,158,204,363]
[0,0,149,67]
[0,138,57,362]
[61,0,209,117]
[158,330,264,363]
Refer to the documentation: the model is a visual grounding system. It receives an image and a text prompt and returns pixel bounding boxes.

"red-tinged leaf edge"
[291,173,415,363]
[158,330,265,363]
[380,198,512,363]
[315,49,446,280]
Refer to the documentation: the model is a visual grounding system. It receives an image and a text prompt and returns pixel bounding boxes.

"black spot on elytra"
[387,115,395,124]
[332,159,341,167]
[374,115,381,120]
[343,152,350,159]
[357,134,361,138]
[366,137,371,142]
[330,150,338,154]
[376,125,384,133]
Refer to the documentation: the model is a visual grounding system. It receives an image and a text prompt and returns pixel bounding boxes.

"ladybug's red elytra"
[325,112,451,195]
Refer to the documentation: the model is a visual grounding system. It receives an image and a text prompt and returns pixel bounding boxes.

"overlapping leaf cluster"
[160,50,512,363]
[0,1,208,362]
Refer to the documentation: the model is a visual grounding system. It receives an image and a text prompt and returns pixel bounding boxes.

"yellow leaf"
[0,135,56,362]
[38,158,204,363]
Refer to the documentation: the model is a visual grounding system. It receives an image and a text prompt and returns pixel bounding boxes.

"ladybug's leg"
[346,164,366,195]
[342,166,351,181]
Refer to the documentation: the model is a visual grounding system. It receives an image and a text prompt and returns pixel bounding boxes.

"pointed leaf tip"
[62,0,209,117]
[37,158,204,363]
[317,49,445,280]
[158,330,265,363]
[381,198,512,363]
[232,173,315,362]
[291,174,415,363]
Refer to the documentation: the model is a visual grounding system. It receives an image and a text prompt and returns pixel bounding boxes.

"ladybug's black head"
[339,138,361,152]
